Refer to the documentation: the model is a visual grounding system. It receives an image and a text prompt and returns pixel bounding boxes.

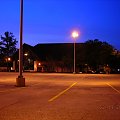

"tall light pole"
[72,31,79,74]
[16,0,25,87]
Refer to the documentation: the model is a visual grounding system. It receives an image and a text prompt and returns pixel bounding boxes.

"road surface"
[0,72,120,120]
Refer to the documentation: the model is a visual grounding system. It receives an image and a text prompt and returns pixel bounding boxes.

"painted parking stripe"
[106,83,120,94]
[48,82,77,102]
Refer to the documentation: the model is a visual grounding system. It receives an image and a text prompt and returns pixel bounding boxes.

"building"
[9,42,120,73]
[13,43,85,73]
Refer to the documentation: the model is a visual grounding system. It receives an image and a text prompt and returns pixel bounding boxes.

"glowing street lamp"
[72,31,79,74]
[72,31,79,38]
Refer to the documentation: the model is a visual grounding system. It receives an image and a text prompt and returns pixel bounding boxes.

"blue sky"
[0,0,120,49]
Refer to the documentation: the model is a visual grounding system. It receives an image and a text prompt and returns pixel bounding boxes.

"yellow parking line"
[48,82,77,102]
[106,83,120,94]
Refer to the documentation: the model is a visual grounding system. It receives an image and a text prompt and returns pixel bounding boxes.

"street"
[0,72,120,120]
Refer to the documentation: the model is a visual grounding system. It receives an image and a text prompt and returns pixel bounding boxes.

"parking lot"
[0,72,120,120]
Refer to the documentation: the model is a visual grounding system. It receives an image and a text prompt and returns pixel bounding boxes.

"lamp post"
[16,0,25,87]
[8,57,11,72]
[6,57,11,72]
[72,31,79,74]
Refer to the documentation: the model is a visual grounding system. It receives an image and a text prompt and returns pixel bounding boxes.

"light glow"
[8,57,11,61]
[72,31,79,38]
[24,53,28,56]
[38,63,41,66]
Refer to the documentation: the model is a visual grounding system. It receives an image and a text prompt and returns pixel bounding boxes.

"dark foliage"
[84,39,114,69]
[0,31,18,59]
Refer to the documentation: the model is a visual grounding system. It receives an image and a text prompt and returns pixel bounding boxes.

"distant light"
[38,63,41,66]
[118,69,120,72]
[24,53,28,56]
[72,31,79,38]
[8,57,11,61]
[28,59,30,63]
[11,67,13,70]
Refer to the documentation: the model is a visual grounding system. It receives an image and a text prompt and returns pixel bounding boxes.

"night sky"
[0,0,120,50]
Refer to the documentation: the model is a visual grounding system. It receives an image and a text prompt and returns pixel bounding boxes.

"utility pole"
[16,0,25,87]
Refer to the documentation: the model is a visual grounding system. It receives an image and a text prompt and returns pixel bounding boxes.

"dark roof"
[34,43,84,61]
[13,43,85,62]
[23,43,39,60]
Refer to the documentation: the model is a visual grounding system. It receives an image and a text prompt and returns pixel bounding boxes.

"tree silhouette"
[0,31,18,58]
[84,39,114,70]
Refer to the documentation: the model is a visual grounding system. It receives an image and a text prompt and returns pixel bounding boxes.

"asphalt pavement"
[0,72,120,120]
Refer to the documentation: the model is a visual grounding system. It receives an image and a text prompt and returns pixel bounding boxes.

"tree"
[84,39,114,70]
[0,31,18,58]
[0,32,18,70]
